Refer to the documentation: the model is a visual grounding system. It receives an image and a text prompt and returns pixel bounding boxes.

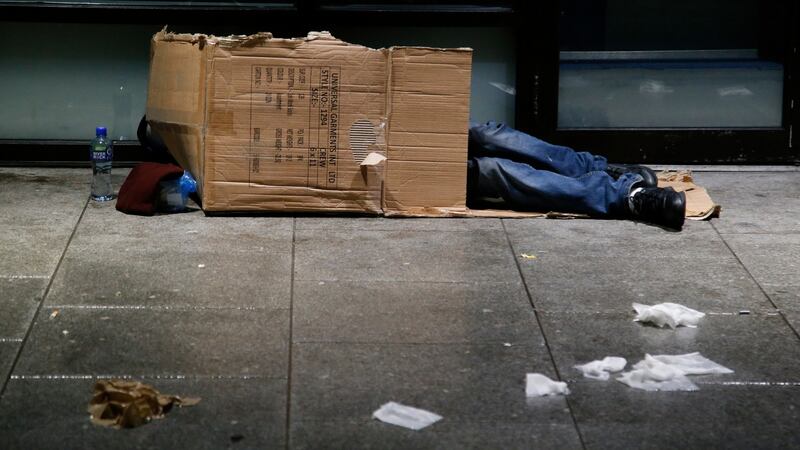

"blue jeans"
[468,121,642,216]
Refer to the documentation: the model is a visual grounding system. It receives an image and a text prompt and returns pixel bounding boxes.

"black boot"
[606,164,658,188]
[629,187,686,230]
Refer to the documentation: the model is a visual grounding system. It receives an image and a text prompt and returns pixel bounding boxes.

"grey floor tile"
[0,225,79,278]
[517,253,772,314]
[580,422,799,450]
[75,199,293,251]
[46,248,291,309]
[291,420,582,450]
[296,217,503,232]
[0,169,88,278]
[293,281,542,344]
[0,378,286,450]
[0,343,19,384]
[13,308,289,378]
[693,172,800,234]
[720,233,800,288]
[766,287,800,333]
[504,217,725,257]
[290,342,566,424]
[294,229,519,283]
[0,168,88,224]
[0,278,46,339]
[571,382,800,450]
[503,217,774,313]
[46,202,293,309]
[720,233,800,332]
[539,312,800,383]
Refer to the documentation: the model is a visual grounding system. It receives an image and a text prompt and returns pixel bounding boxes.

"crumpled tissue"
[372,402,442,430]
[639,352,734,375]
[574,356,627,381]
[525,373,570,397]
[617,353,733,391]
[632,302,705,328]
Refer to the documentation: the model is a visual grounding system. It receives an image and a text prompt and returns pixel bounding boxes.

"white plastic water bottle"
[90,126,115,201]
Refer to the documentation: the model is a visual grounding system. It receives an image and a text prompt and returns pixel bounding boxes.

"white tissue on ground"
[617,364,699,391]
[617,353,733,391]
[638,352,734,375]
[632,302,705,328]
[372,402,442,430]
[574,356,627,380]
[525,373,570,397]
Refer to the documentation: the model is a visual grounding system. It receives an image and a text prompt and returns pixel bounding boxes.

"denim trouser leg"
[469,121,607,177]
[470,157,642,216]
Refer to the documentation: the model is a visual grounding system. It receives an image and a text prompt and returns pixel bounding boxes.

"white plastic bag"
[632,302,705,328]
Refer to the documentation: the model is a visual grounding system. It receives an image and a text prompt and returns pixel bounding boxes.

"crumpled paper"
[525,373,570,397]
[372,402,442,430]
[617,353,733,391]
[88,379,201,428]
[632,302,705,328]
[574,356,627,381]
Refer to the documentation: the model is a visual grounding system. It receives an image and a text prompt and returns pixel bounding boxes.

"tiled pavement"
[0,167,798,449]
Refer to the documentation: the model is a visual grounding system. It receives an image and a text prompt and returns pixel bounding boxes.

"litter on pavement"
[88,379,200,428]
[574,356,628,380]
[632,302,705,328]
[525,373,570,397]
[616,353,733,392]
[372,402,443,430]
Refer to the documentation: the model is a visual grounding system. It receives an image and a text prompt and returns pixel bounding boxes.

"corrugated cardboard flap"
[383,46,473,217]
[147,28,211,196]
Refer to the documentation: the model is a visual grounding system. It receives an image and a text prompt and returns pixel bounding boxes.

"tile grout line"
[285,217,297,450]
[710,221,800,341]
[500,219,588,450]
[0,196,90,399]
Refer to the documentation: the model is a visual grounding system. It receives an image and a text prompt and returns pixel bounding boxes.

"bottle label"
[91,148,113,162]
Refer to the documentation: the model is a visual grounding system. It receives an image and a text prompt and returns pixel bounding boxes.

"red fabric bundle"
[116,162,184,216]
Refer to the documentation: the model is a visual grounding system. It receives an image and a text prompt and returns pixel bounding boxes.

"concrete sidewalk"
[0,168,798,449]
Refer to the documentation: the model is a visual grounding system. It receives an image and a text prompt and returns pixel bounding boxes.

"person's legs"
[469,121,607,177]
[468,156,640,216]
[469,121,658,188]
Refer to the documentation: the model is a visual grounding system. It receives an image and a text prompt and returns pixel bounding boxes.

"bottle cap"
[96,127,107,137]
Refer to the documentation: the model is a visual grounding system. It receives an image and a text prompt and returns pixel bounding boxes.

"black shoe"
[606,164,658,188]
[629,187,686,230]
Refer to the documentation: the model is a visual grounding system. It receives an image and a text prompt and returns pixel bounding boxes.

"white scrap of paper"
[617,353,733,391]
[525,373,570,397]
[637,353,733,376]
[632,302,705,328]
[372,402,442,431]
[617,364,698,391]
[574,357,627,381]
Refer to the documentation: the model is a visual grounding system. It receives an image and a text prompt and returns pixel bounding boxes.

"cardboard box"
[147,29,473,216]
